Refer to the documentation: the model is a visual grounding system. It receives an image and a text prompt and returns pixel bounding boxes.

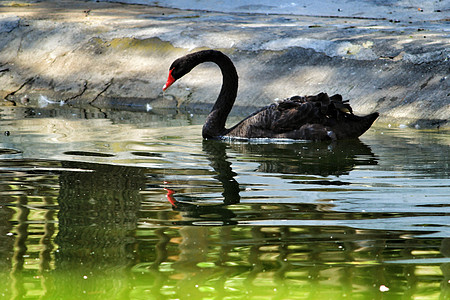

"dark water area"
[0,106,449,299]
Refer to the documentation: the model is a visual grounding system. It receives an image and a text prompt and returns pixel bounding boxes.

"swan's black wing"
[226,93,331,138]
[225,93,378,140]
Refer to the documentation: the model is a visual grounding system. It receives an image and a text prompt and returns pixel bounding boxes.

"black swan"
[163,50,379,141]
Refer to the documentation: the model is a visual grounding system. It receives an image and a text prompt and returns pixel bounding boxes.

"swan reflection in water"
[160,140,444,299]
[165,139,378,224]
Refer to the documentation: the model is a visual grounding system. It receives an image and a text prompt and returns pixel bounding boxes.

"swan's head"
[163,54,198,91]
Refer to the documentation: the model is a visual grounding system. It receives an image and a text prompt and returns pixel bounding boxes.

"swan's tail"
[332,112,379,139]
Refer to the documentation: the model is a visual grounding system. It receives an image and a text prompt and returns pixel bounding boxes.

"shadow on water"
[0,107,449,298]
[0,159,148,298]
[51,162,147,298]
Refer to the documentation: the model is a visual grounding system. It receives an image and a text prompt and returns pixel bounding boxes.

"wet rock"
[0,0,448,127]
[0,16,20,34]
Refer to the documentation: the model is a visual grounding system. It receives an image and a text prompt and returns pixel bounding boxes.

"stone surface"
[0,0,448,127]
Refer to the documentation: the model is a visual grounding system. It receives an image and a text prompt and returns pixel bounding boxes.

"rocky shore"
[0,0,448,127]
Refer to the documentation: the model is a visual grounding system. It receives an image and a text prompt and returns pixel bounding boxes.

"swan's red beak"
[162,69,175,91]
[164,187,177,207]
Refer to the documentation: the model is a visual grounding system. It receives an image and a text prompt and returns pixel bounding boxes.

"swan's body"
[163,50,379,141]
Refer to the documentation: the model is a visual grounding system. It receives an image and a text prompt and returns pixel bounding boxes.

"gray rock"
[0,0,448,127]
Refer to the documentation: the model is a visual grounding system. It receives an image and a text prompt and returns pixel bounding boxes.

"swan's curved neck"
[198,51,238,139]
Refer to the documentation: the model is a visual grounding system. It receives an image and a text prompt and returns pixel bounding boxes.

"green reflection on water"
[0,106,448,299]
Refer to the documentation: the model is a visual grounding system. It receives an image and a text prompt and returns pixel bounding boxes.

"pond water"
[0,105,449,299]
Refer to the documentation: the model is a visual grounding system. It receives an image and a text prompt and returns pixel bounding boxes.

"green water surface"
[0,106,449,299]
